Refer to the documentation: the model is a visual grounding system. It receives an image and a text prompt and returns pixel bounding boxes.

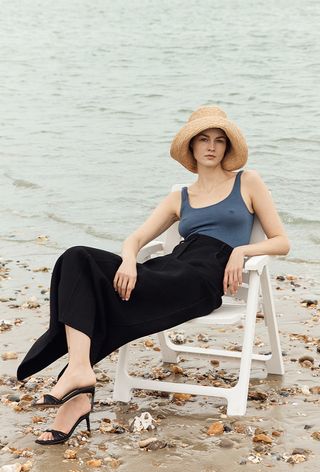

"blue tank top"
[178,170,254,248]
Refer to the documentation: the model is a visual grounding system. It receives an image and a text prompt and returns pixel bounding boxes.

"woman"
[17,106,290,444]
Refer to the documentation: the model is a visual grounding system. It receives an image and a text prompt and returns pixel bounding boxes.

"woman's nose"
[208,141,215,150]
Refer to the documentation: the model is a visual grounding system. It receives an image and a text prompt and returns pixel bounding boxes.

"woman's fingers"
[224,268,242,295]
[113,270,136,301]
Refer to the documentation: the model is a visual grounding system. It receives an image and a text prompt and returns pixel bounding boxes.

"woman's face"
[190,128,228,170]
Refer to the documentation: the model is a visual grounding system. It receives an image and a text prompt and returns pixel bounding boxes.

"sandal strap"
[41,394,61,405]
[45,429,68,441]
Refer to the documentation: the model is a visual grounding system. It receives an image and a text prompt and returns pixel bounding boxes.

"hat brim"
[170,116,248,173]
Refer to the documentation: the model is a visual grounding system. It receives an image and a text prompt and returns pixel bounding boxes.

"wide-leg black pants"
[17,234,233,381]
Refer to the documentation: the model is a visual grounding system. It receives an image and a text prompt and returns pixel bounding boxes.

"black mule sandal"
[35,412,91,445]
[32,385,95,408]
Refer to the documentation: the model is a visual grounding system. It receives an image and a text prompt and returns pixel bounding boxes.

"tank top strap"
[232,170,243,195]
[181,186,188,202]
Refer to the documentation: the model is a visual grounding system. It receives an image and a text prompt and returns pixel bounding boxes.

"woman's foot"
[36,365,96,405]
[36,394,91,443]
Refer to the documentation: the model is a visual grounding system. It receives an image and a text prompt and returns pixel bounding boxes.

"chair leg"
[228,271,260,416]
[112,344,132,402]
[260,265,284,375]
[157,332,179,363]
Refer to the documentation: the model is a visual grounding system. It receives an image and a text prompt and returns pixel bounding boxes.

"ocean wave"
[279,212,320,226]
[4,173,41,190]
[46,213,122,241]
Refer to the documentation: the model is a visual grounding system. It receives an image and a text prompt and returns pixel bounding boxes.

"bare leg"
[37,394,91,442]
[37,325,96,403]
[37,325,96,442]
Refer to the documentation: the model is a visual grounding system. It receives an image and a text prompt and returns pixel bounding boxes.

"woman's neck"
[194,166,234,192]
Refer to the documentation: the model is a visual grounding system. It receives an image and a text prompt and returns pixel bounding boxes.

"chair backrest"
[160,183,266,255]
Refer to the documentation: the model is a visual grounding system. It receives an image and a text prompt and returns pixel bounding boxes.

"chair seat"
[189,298,246,325]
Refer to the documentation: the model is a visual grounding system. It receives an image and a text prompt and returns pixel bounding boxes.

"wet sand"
[0,240,319,472]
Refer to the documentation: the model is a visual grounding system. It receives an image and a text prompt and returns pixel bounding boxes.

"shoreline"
[0,240,319,471]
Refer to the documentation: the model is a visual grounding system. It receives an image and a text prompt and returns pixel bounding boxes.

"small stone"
[219,438,234,448]
[172,393,192,402]
[169,330,186,344]
[32,416,46,423]
[253,433,273,444]
[21,461,33,472]
[287,454,306,464]
[276,275,285,281]
[95,372,110,382]
[210,359,220,367]
[310,386,320,394]
[292,448,309,455]
[272,430,282,437]
[86,459,102,468]
[138,437,158,448]
[197,333,209,342]
[21,297,40,309]
[311,431,320,440]
[32,266,50,272]
[300,385,311,395]
[1,352,18,360]
[7,394,20,402]
[170,365,184,374]
[64,449,77,459]
[207,422,224,436]
[144,339,154,348]
[300,299,318,307]
[286,274,297,280]
[248,390,268,401]
[146,440,167,451]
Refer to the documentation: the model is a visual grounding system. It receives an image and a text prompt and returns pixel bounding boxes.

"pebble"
[207,422,224,436]
[248,390,268,401]
[301,299,318,307]
[253,433,273,444]
[1,352,18,360]
[311,431,320,440]
[292,448,309,455]
[21,297,40,309]
[138,437,158,448]
[7,394,20,402]
[287,454,306,464]
[145,440,167,451]
[219,438,234,448]
[169,330,186,344]
[86,459,102,468]
[64,449,77,459]
[172,393,192,402]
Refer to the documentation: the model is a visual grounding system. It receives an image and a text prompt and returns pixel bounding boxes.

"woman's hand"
[223,247,245,296]
[113,258,137,301]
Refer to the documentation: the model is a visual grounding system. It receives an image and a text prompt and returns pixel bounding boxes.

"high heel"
[35,412,91,445]
[33,385,95,408]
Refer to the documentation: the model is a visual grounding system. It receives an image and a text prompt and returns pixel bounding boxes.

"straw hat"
[170,106,248,173]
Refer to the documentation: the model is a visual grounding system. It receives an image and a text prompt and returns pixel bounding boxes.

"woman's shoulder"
[241,169,265,186]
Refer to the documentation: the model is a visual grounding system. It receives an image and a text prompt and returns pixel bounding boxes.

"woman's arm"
[224,170,290,295]
[114,191,180,301]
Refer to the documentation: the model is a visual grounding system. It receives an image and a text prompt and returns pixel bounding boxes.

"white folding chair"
[112,184,284,415]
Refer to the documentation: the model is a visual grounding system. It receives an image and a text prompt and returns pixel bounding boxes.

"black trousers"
[17,234,233,381]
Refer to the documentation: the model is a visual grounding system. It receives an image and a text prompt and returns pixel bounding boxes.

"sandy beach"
[0,239,319,472]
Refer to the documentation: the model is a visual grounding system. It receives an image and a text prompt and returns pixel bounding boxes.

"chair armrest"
[137,240,164,263]
[244,254,269,275]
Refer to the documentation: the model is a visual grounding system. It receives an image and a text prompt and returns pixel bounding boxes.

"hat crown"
[188,106,227,123]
